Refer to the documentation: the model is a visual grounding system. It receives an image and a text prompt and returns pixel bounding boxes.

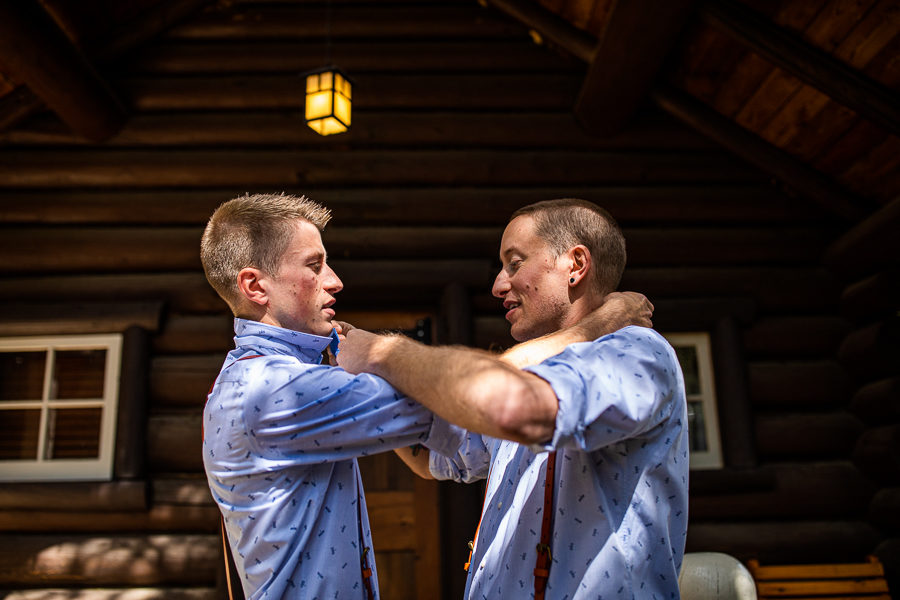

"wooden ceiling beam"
[652,84,871,222]
[0,0,126,141]
[483,0,595,62]
[574,0,697,137]
[701,0,900,137]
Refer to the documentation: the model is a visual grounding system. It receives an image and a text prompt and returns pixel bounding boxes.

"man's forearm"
[394,446,433,480]
[340,331,557,444]
[500,291,653,368]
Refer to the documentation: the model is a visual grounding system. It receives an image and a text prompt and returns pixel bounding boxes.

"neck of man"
[557,288,606,332]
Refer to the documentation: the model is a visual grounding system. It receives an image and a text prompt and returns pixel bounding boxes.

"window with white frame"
[664,332,723,470]
[0,334,122,481]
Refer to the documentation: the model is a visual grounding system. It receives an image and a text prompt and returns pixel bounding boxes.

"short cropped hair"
[200,192,331,313]
[510,199,626,295]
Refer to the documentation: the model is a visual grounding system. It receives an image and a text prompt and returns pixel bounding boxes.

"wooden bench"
[747,556,892,599]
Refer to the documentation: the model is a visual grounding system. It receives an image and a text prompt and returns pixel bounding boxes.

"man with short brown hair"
[338,199,689,599]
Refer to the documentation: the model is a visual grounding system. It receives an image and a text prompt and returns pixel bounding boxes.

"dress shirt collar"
[233,318,335,364]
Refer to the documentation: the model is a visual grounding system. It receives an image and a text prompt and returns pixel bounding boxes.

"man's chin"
[509,323,531,343]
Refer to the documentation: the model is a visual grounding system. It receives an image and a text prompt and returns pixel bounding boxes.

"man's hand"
[331,320,356,340]
[336,328,398,374]
[581,291,653,336]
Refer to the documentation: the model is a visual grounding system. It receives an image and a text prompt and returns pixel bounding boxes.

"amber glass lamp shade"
[305,68,352,136]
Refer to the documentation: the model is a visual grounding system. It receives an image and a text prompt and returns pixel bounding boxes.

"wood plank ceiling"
[0,0,897,217]
[532,0,900,209]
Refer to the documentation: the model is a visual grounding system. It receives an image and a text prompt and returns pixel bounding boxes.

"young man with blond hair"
[338,198,689,599]
[199,193,653,600]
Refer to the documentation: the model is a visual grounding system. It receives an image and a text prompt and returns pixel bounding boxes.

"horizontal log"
[0,302,163,335]
[0,273,226,314]
[742,316,851,359]
[685,520,882,563]
[618,267,841,311]
[755,411,865,459]
[0,534,218,585]
[0,481,147,512]
[0,225,835,273]
[1,110,712,150]
[841,269,900,325]
[154,315,236,355]
[625,227,831,265]
[825,197,900,281]
[0,588,215,600]
[870,488,900,533]
[689,461,875,520]
[151,356,223,408]
[849,377,900,425]
[0,185,807,226]
[853,425,900,484]
[0,506,220,534]
[165,4,526,40]
[130,40,571,74]
[748,361,852,409]
[124,73,581,111]
[153,478,214,506]
[0,149,762,188]
[839,319,900,381]
[474,269,839,315]
[144,408,201,469]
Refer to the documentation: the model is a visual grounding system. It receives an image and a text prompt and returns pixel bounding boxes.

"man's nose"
[492,270,509,299]
[324,265,343,293]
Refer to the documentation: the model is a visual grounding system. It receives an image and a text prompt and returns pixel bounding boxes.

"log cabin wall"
[0,0,887,597]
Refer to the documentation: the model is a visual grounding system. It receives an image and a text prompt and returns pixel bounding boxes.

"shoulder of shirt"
[575,325,672,355]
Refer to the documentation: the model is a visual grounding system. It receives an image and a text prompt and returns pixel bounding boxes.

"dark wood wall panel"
[0,185,813,225]
[0,225,836,272]
[1,111,711,149]
[0,149,763,187]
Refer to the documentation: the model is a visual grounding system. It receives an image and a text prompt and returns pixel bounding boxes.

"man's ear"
[237,267,269,307]
[567,245,591,286]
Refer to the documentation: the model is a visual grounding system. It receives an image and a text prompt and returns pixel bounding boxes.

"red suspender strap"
[464,462,495,571]
[357,483,376,600]
[534,450,557,600]
[221,518,238,600]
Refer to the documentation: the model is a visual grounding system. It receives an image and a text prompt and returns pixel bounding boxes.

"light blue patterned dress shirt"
[203,319,461,600]
[429,326,690,599]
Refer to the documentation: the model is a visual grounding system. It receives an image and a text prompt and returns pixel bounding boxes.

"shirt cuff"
[524,362,582,453]
[423,414,466,458]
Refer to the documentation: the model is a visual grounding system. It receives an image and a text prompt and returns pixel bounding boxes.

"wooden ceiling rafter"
[652,84,870,223]
[484,0,595,62]
[0,0,126,141]
[0,0,211,139]
[484,0,875,222]
[700,0,900,137]
[573,0,697,137]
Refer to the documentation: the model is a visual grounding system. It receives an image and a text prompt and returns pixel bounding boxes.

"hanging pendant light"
[304,0,351,136]
[305,66,352,136]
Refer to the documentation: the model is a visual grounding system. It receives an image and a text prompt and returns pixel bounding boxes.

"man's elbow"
[490,378,557,445]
